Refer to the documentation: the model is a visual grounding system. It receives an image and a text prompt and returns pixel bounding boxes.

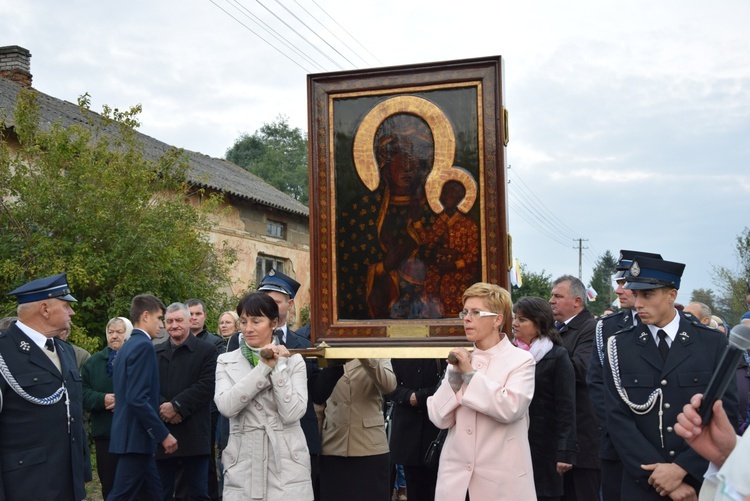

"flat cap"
[613,250,663,280]
[624,256,685,290]
[8,273,77,304]
[258,269,300,298]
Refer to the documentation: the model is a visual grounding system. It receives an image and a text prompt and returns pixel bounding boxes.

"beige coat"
[215,350,313,501]
[321,358,397,456]
[427,336,537,501]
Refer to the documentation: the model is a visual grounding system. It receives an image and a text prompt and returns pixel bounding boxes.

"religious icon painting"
[308,56,510,344]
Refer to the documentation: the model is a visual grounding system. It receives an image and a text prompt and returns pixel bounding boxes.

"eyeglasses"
[459,309,499,320]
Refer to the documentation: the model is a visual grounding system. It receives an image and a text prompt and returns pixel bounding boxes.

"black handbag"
[423,428,448,470]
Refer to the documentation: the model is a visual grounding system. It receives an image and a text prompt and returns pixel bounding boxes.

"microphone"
[699,324,750,425]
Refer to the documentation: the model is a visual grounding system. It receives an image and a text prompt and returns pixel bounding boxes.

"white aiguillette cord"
[607,336,665,448]
[0,351,71,432]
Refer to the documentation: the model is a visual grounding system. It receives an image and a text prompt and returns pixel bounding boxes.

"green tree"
[226,116,309,205]
[588,251,618,316]
[712,227,750,324]
[0,89,237,351]
[511,264,553,302]
[690,288,718,314]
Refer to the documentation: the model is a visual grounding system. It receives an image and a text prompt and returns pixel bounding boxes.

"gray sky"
[3,0,749,305]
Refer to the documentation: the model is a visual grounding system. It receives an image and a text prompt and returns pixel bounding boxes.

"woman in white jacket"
[215,292,313,501]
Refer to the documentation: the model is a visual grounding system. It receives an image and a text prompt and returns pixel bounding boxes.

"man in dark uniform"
[549,274,601,500]
[0,273,87,501]
[586,250,661,501]
[603,256,738,500]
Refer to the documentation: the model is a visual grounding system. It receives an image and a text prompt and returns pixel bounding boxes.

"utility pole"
[573,238,588,281]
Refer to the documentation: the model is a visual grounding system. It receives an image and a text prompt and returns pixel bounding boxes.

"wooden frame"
[307,56,509,345]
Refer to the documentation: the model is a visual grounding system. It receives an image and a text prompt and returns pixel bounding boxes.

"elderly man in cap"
[586,250,661,501]
[0,273,88,501]
[602,256,739,500]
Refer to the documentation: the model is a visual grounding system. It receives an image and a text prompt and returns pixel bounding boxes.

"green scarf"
[239,338,260,367]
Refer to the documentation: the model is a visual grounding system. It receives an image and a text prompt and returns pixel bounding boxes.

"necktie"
[274,328,286,346]
[555,321,565,331]
[657,330,670,361]
[45,338,55,352]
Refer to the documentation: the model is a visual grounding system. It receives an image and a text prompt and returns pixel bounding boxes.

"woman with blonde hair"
[217,310,240,344]
[427,283,536,500]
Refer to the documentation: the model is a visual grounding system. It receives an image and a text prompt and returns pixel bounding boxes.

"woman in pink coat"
[427,282,537,501]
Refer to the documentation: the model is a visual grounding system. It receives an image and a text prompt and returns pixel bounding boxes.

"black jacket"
[155,333,218,458]
[528,344,578,497]
[387,358,446,465]
[603,313,739,499]
[587,309,635,460]
[559,307,601,469]
[0,325,88,501]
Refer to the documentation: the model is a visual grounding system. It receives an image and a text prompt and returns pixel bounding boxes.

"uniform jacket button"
[664,403,671,409]
[661,380,667,386]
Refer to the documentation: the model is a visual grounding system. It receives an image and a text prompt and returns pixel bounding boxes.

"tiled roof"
[0,78,309,217]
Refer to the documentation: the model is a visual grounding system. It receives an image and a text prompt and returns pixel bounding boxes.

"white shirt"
[14,320,53,351]
[646,309,680,347]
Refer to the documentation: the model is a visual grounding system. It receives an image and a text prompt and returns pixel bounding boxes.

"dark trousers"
[320,453,390,501]
[403,464,437,501]
[310,453,320,501]
[208,411,220,500]
[601,459,623,501]
[109,453,163,501]
[95,438,119,500]
[157,455,210,501]
[562,466,601,501]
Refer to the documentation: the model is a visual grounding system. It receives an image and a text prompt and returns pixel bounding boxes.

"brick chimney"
[0,45,32,87]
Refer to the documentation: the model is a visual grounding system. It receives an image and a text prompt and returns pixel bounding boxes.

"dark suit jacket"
[155,333,218,459]
[603,313,739,499]
[110,329,170,455]
[529,344,578,497]
[284,327,322,455]
[559,308,601,469]
[195,328,226,355]
[0,325,87,501]
[387,358,445,465]
[586,309,634,461]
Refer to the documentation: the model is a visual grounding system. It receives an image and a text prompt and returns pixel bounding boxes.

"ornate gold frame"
[307,56,509,345]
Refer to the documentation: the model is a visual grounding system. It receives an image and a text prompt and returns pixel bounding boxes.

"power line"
[508,166,583,241]
[250,0,344,70]
[309,0,382,66]
[272,0,358,68]
[208,0,313,72]
[226,0,326,72]
[290,0,373,67]
[508,194,575,249]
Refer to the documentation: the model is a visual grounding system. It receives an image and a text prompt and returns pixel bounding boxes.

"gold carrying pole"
[262,342,469,367]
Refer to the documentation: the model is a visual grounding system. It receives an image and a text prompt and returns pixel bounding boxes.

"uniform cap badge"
[630,261,641,277]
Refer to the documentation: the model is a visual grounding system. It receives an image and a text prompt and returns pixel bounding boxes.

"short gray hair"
[687,302,712,322]
[553,275,587,304]
[166,302,190,318]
